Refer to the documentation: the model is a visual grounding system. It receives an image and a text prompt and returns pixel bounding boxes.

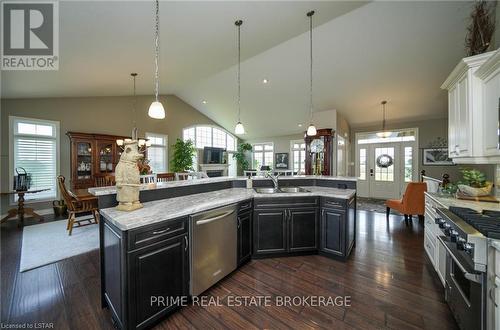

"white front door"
[356,142,416,199]
[369,143,399,199]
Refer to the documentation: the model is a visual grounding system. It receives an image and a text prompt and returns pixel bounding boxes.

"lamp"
[234,20,245,135]
[148,0,165,119]
[376,101,392,138]
[306,11,317,136]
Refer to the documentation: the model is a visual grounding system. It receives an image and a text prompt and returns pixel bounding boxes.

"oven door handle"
[437,236,482,284]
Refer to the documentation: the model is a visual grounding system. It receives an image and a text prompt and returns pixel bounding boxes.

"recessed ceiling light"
[298,124,303,127]
[262,79,269,84]
[202,100,207,104]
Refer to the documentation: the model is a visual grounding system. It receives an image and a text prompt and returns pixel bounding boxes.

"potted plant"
[232,143,252,175]
[457,168,493,196]
[171,139,196,172]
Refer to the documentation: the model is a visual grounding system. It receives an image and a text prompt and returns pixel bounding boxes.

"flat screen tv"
[203,147,225,164]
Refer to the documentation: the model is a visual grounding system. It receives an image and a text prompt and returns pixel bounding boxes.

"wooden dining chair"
[157,172,175,182]
[94,173,115,187]
[175,172,189,181]
[57,175,99,236]
[140,174,157,184]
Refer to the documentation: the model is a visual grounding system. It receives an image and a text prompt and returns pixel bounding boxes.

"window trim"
[145,132,168,173]
[182,124,237,151]
[9,116,60,205]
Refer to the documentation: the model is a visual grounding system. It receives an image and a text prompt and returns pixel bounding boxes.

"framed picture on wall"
[275,153,289,169]
[422,148,454,165]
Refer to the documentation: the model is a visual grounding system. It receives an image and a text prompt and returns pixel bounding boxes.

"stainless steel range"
[435,207,500,330]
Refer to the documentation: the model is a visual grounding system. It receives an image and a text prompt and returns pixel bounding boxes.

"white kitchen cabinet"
[441,51,495,163]
[475,49,500,158]
[488,240,500,330]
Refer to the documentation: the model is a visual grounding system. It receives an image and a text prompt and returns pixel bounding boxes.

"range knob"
[457,237,466,250]
[463,243,473,253]
[434,217,442,224]
[444,223,452,235]
[438,219,446,228]
[450,230,459,242]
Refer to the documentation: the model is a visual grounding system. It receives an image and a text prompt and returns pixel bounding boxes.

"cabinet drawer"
[238,199,253,214]
[128,217,188,250]
[254,197,318,209]
[321,197,346,209]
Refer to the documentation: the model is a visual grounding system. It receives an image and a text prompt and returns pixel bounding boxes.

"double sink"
[254,187,310,194]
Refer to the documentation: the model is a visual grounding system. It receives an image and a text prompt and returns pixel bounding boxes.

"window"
[358,148,366,180]
[252,143,274,169]
[182,125,237,173]
[146,133,168,173]
[10,116,59,201]
[404,147,413,182]
[182,125,237,151]
[290,140,306,174]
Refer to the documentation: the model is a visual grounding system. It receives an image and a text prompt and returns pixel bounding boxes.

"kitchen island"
[94,176,357,330]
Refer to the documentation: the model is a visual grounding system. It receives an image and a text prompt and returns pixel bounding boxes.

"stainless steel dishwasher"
[190,204,237,296]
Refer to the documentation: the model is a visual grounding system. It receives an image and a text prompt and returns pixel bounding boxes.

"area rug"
[20,219,99,272]
[357,197,401,215]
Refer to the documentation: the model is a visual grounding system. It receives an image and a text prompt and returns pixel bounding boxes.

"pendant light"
[234,20,245,135]
[148,0,165,119]
[376,100,392,138]
[306,10,317,136]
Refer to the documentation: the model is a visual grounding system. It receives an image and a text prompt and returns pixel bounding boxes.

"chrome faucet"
[265,172,281,189]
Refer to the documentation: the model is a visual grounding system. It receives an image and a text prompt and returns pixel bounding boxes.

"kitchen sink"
[279,187,310,193]
[254,187,279,194]
[253,187,310,194]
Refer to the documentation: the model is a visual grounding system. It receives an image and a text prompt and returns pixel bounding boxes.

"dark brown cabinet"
[128,235,189,328]
[253,197,319,257]
[237,210,252,265]
[289,208,318,252]
[320,208,345,256]
[253,209,287,255]
[101,216,189,330]
[67,132,128,189]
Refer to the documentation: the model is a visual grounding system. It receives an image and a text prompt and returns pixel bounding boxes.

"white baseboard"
[1,208,54,220]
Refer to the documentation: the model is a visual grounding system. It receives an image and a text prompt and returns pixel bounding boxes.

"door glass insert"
[374,147,394,181]
[404,147,413,182]
[98,143,113,172]
[358,148,366,180]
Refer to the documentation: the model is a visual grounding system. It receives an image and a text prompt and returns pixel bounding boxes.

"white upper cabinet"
[475,49,500,158]
[441,50,499,164]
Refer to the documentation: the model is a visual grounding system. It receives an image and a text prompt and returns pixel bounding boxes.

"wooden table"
[0,189,50,227]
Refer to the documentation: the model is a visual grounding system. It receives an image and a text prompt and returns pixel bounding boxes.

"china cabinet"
[305,128,335,175]
[67,132,128,189]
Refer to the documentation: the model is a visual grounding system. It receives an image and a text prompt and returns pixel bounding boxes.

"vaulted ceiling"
[2,1,475,138]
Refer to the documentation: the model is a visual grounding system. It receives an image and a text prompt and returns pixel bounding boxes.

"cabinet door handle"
[490,284,498,307]
[184,235,188,252]
[322,209,325,217]
[152,228,170,235]
[237,217,241,229]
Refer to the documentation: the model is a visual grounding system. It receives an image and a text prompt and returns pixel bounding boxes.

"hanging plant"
[465,1,496,56]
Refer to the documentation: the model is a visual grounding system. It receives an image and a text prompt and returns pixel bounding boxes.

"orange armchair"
[385,182,427,221]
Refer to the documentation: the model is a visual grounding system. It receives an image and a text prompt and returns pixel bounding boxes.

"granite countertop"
[101,186,356,231]
[425,192,500,212]
[88,175,357,196]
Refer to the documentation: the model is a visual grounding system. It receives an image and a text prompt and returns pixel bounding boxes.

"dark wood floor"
[0,211,458,329]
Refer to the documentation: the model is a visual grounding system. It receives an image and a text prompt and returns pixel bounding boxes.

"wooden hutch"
[305,128,335,176]
[67,132,129,189]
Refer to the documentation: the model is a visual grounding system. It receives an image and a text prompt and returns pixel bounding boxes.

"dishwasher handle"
[195,210,236,226]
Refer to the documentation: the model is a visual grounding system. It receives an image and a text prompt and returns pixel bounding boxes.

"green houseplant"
[457,168,492,196]
[232,143,253,174]
[171,139,196,172]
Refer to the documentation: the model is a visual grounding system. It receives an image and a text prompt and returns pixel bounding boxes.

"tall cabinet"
[67,132,128,189]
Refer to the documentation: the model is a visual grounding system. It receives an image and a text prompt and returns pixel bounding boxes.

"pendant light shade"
[234,19,245,135]
[148,101,165,119]
[306,10,316,137]
[376,100,391,138]
[148,0,165,120]
[234,121,245,135]
[306,124,317,136]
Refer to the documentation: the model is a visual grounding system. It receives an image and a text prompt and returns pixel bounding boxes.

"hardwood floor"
[0,211,458,329]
